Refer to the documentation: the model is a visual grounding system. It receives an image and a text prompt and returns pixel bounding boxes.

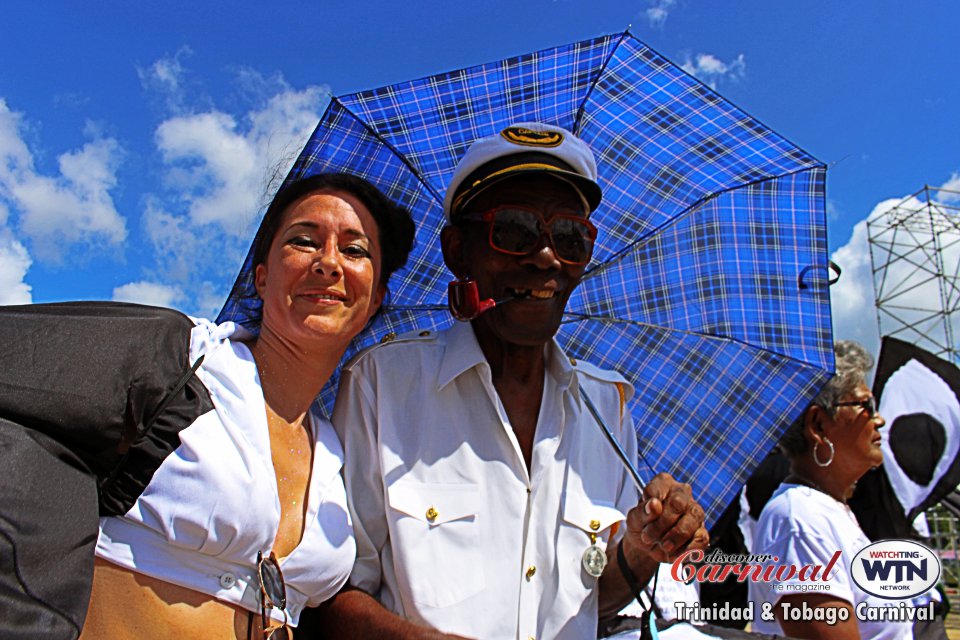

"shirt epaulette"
[569,357,634,400]
[343,329,438,370]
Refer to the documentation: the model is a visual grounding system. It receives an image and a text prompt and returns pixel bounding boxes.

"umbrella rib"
[561,313,722,336]
[580,383,647,491]
[572,30,630,133]
[583,164,826,282]
[334,97,445,206]
[560,313,832,373]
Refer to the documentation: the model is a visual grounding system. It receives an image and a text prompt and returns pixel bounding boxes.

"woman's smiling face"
[255,189,385,348]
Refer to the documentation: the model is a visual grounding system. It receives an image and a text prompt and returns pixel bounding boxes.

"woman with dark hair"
[80,173,415,639]
[748,341,912,639]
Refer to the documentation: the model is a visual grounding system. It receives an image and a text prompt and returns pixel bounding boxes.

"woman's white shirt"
[96,318,355,626]
[749,483,912,639]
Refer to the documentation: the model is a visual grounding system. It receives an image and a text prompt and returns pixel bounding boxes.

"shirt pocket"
[386,481,485,608]
[561,490,626,584]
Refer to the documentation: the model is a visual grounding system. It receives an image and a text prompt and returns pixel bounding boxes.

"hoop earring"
[813,438,835,467]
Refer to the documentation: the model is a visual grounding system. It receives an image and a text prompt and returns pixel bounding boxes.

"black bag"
[0,302,212,638]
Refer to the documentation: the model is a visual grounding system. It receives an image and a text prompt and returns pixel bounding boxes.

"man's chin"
[493,325,564,348]
[475,312,564,348]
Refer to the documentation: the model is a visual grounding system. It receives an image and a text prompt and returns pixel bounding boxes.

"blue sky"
[1,0,957,356]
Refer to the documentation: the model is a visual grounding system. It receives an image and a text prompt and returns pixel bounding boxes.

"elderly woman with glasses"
[748,340,913,640]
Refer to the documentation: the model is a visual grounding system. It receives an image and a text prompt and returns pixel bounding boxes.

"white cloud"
[681,53,747,89]
[0,99,126,263]
[140,198,251,318]
[142,199,200,282]
[112,280,183,308]
[0,210,32,304]
[152,77,328,236]
[938,172,960,203]
[141,196,245,288]
[0,239,32,304]
[826,198,841,222]
[137,46,194,114]
[829,216,881,354]
[831,175,960,360]
[0,101,32,169]
[155,111,257,231]
[1,61,327,315]
[195,280,230,320]
[645,0,676,27]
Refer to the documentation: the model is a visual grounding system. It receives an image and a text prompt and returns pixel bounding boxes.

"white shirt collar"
[436,321,577,394]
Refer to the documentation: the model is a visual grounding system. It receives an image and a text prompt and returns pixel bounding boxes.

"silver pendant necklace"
[581,531,607,577]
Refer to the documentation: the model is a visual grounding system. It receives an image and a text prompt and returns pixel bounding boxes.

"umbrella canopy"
[219,31,834,523]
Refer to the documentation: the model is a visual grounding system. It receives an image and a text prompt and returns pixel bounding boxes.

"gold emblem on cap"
[501,126,563,148]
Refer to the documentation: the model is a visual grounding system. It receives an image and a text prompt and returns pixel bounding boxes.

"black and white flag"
[874,336,960,522]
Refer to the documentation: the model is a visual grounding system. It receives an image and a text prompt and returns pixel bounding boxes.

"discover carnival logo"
[850,540,941,599]
[669,548,840,585]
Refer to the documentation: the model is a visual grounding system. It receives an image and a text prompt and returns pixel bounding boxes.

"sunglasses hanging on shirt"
[256,551,291,640]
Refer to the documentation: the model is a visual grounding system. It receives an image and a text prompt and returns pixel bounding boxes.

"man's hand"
[597,473,708,620]
[623,472,708,564]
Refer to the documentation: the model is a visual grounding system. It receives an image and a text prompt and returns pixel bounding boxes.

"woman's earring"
[813,437,835,467]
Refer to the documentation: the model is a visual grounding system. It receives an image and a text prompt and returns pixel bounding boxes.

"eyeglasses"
[257,551,291,640]
[833,396,878,418]
[459,205,597,266]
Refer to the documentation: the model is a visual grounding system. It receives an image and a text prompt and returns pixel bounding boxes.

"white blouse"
[96,318,355,626]
[749,484,911,639]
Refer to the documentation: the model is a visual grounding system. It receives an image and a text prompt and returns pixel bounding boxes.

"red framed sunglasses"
[459,205,597,266]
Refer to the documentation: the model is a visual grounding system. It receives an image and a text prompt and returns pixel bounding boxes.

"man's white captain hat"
[443,122,602,220]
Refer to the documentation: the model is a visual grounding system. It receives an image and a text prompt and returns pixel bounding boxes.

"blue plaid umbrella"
[219,31,834,524]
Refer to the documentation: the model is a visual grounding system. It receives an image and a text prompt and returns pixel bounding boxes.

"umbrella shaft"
[579,385,645,492]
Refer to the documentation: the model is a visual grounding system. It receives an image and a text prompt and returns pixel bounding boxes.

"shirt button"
[425,506,438,522]
[525,565,537,579]
[219,572,237,589]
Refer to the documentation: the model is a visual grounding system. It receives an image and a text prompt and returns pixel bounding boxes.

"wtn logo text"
[860,558,928,583]
[851,540,940,599]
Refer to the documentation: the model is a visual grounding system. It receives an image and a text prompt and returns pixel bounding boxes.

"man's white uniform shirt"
[332,321,640,639]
